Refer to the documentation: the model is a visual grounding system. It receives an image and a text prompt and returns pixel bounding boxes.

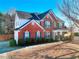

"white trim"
[53,29,69,32]
[19,20,45,32]
[36,31,41,37]
[14,30,19,44]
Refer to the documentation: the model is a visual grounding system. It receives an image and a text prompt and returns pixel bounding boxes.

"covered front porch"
[52,29,69,40]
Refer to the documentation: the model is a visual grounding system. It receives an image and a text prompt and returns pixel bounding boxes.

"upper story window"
[62,22,64,26]
[57,22,64,28]
[57,23,60,28]
[53,21,57,27]
[45,21,51,28]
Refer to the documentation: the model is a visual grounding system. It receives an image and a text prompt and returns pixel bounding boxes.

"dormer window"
[45,21,51,28]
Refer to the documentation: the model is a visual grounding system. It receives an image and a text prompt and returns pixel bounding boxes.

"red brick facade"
[18,20,45,41]
[14,10,66,44]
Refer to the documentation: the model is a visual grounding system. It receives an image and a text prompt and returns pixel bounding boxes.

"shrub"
[45,38,51,43]
[18,39,25,46]
[54,36,59,42]
[36,38,42,44]
[9,39,16,47]
[74,33,79,36]
[26,38,31,45]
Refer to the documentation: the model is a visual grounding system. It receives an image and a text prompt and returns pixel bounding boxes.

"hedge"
[74,33,79,36]
[9,39,16,47]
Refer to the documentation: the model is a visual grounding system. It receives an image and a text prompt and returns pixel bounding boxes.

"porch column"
[52,31,56,40]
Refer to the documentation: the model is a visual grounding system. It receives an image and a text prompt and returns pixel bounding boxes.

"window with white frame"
[45,31,50,38]
[53,21,56,27]
[24,31,30,39]
[45,21,51,28]
[36,31,41,38]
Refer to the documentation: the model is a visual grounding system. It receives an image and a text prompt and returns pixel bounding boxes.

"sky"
[0,0,60,12]
[0,0,68,26]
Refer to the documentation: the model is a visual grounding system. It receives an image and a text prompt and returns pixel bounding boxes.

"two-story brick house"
[14,9,68,44]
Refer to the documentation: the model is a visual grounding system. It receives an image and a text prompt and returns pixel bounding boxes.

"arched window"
[36,31,41,38]
[45,21,51,28]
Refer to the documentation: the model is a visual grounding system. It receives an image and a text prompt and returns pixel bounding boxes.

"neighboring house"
[73,20,79,33]
[13,9,68,44]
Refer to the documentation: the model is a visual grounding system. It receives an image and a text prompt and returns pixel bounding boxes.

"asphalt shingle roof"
[16,11,32,19]
[14,9,65,30]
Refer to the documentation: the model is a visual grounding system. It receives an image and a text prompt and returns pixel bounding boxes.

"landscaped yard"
[0,36,78,54]
[0,42,79,59]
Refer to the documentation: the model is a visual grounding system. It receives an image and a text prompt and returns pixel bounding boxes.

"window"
[36,31,41,38]
[57,23,60,28]
[24,31,30,39]
[45,31,50,38]
[45,21,51,28]
[53,21,56,27]
[62,22,64,26]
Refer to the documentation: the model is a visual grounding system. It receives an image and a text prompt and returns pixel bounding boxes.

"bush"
[36,38,42,44]
[45,38,50,43]
[9,39,16,47]
[18,39,25,46]
[26,38,31,45]
[74,33,79,36]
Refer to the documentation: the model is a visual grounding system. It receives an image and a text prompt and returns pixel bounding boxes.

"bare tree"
[0,13,5,34]
[58,0,79,28]
[57,0,79,41]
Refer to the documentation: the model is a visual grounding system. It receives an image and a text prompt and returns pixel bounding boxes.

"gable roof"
[16,9,64,23]
[16,9,53,20]
[16,11,32,19]
[15,9,64,30]
[15,20,45,31]
[38,10,50,19]
[15,20,31,30]
[29,13,40,20]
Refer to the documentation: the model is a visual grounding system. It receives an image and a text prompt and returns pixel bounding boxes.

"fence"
[0,34,13,41]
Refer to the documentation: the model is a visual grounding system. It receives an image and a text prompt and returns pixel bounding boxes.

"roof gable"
[15,20,45,31]
[38,10,51,19]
